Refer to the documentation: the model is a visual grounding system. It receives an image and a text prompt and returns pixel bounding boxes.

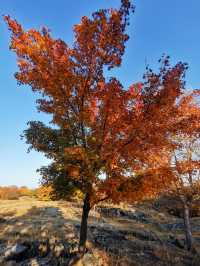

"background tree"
[168,133,200,251]
[35,184,54,201]
[135,89,200,251]
[5,1,198,252]
[0,186,20,200]
[158,89,200,251]
[0,186,34,199]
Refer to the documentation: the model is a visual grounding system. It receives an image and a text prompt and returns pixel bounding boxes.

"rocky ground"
[0,198,200,265]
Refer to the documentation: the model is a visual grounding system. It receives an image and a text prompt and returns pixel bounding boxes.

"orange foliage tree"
[0,186,34,199]
[5,0,199,251]
[170,135,200,251]
[162,132,200,251]
[132,90,200,251]
[0,186,20,200]
[19,186,34,197]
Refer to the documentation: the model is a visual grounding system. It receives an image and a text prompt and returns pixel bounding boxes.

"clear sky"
[1,0,200,188]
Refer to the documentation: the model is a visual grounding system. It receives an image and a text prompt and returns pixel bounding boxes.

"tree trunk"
[183,202,193,251]
[79,192,91,253]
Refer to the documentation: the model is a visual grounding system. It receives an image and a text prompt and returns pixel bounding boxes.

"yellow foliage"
[73,188,84,200]
[36,185,54,201]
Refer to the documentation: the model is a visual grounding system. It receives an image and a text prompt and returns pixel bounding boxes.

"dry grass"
[0,198,200,265]
[0,199,78,244]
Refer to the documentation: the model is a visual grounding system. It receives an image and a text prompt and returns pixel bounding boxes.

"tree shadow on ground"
[75,206,198,266]
[0,205,79,265]
[0,203,199,266]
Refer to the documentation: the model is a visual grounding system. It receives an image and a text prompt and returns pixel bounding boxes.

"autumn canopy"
[5,0,200,251]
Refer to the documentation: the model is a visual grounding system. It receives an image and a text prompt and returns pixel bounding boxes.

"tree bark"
[79,192,91,252]
[183,202,193,251]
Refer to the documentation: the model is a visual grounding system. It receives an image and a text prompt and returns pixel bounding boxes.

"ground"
[0,198,200,265]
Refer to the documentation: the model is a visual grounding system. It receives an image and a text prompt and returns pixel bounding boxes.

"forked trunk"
[183,202,193,251]
[79,192,91,253]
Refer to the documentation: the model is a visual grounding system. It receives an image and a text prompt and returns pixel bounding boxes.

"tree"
[22,121,80,200]
[0,186,20,200]
[35,184,54,201]
[168,134,200,251]
[160,90,200,251]
[5,1,196,252]
[19,186,34,197]
[0,186,34,199]
[136,90,200,251]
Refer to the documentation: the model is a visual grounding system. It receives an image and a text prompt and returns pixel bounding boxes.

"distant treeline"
[0,185,83,201]
[0,186,36,200]
[0,185,54,200]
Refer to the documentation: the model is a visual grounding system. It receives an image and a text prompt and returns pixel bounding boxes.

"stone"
[38,240,50,257]
[26,257,51,266]
[168,235,185,249]
[45,207,58,217]
[54,243,65,257]
[20,226,32,235]
[67,233,75,239]
[162,223,184,230]
[27,258,40,266]
[0,217,6,223]
[4,243,28,261]
[6,261,17,266]
[41,225,47,231]
[49,236,57,245]
[96,206,150,223]
[41,231,48,238]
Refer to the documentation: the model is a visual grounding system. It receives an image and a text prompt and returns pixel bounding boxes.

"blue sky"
[1,0,200,188]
